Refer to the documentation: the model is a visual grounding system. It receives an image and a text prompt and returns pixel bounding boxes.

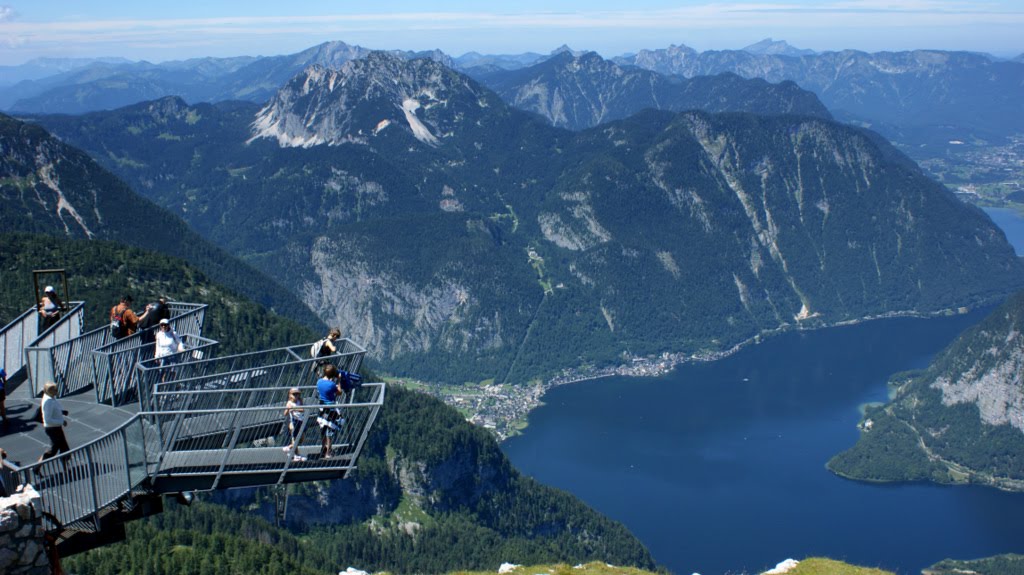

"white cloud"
[1,1,1021,63]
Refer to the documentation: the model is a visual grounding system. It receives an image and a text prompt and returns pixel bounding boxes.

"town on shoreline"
[392,306,973,441]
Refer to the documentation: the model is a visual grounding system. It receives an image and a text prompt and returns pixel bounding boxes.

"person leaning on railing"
[38,285,63,331]
[316,365,345,459]
[37,382,71,463]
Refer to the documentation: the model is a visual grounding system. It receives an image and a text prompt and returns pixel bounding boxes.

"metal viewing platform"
[0,301,384,557]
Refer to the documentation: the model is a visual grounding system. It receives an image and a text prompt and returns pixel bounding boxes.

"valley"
[4,20,1024,573]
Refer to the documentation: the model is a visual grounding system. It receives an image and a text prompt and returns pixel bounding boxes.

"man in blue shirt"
[316,365,344,459]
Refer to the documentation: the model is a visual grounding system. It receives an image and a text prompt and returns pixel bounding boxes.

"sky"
[1,0,1022,66]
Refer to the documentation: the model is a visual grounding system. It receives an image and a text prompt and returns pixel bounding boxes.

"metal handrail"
[91,303,207,403]
[0,382,385,532]
[140,339,365,409]
[23,302,86,397]
[22,302,206,400]
[1,306,39,379]
[94,333,218,407]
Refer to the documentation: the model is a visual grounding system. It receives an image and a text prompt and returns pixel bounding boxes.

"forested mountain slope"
[0,233,315,353]
[0,113,324,330]
[62,386,657,574]
[25,52,1024,384]
[830,290,1024,490]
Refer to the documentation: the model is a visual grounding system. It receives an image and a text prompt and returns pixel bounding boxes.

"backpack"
[310,338,328,358]
[110,306,127,339]
[339,370,363,392]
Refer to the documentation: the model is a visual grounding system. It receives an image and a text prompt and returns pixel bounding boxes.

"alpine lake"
[502,207,1024,575]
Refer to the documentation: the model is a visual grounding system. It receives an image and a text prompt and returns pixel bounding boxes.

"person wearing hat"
[38,285,64,331]
[282,388,307,462]
[154,318,185,367]
[110,295,140,339]
[152,315,183,360]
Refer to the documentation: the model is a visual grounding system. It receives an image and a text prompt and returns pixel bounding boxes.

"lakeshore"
[399,303,982,441]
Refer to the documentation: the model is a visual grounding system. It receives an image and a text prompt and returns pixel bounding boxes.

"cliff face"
[830,291,1024,490]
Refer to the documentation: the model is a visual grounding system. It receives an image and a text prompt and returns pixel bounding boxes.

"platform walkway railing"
[149,382,385,490]
[95,334,219,407]
[91,302,207,405]
[23,302,86,397]
[23,302,206,400]
[1,306,39,379]
[139,339,365,412]
[0,381,385,536]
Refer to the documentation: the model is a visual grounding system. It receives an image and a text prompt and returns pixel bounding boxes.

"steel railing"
[0,382,385,532]
[24,302,86,397]
[23,302,206,400]
[150,383,385,489]
[140,339,365,411]
[1,414,160,534]
[94,334,219,407]
[1,306,39,379]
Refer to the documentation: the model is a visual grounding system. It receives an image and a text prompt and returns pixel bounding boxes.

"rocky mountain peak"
[742,38,815,57]
[249,51,496,148]
[298,40,372,69]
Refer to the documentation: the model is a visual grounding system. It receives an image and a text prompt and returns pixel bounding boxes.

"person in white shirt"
[38,382,70,462]
[154,319,184,365]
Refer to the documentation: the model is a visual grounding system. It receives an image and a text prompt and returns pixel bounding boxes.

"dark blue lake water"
[503,209,1024,575]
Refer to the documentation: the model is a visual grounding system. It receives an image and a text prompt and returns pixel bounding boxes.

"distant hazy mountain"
[0,56,134,87]
[453,50,548,71]
[29,53,1024,383]
[474,50,831,130]
[741,38,815,57]
[614,47,1024,143]
[0,112,324,328]
[830,290,1024,491]
[2,41,453,114]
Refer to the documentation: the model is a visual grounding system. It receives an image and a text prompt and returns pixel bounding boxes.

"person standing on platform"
[137,296,171,344]
[38,382,70,462]
[316,365,345,459]
[109,295,140,339]
[283,388,307,462]
[38,286,63,331]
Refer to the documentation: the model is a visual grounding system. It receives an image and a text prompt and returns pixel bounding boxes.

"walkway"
[0,300,385,557]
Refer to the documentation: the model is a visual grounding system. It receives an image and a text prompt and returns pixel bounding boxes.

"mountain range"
[612,45,1024,145]
[4,40,1021,150]
[469,50,831,130]
[25,51,1024,385]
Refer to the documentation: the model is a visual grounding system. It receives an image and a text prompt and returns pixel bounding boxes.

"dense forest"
[63,385,657,575]
[0,232,317,354]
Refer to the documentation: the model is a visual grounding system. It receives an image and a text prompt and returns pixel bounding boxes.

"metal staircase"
[0,301,385,557]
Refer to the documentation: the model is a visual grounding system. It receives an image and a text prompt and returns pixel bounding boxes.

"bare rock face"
[929,305,1024,433]
[0,485,50,575]
[250,52,500,148]
[829,292,1024,489]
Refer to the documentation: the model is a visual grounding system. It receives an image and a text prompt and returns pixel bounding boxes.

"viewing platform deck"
[1,300,384,557]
